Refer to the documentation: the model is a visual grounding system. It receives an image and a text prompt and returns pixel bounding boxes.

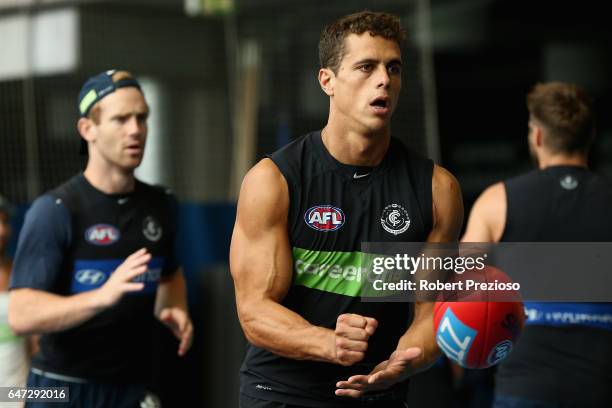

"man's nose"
[127,116,145,134]
[376,65,391,89]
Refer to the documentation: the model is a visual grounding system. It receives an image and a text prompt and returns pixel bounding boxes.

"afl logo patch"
[380,204,410,235]
[85,224,120,246]
[143,216,163,242]
[560,175,578,190]
[304,205,345,232]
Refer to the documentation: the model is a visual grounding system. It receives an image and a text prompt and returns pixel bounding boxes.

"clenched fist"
[333,313,378,366]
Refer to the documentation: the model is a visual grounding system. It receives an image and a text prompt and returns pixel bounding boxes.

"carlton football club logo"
[560,174,578,190]
[380,204,410,235]
[304,205,345,232]
[85,224,120,246]
[143,216,163,242]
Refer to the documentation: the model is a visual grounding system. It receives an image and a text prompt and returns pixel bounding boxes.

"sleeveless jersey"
[10,174,178,382]
[496,165,612,405]
[240,131,434,406]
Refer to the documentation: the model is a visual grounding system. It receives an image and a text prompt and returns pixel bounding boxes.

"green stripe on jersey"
[292,247,367,297]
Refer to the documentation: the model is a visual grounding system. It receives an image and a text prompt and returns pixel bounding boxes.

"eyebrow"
[353,58,403,67]
[110,109,149,120]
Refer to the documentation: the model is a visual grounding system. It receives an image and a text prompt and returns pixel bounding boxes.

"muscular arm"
[395,164,464,374]
[462,182,506,242]
[230,159,337,363]
[451,181,506,381]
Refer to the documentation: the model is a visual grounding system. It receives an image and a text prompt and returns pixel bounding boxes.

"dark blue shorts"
[25,369,153,408]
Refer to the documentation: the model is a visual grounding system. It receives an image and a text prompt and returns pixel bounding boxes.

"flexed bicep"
[229,159,341,364]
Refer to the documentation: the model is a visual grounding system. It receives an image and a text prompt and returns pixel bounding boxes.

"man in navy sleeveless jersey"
[463,82,612,407]
[8,70,193,407]
[230,11,464,408]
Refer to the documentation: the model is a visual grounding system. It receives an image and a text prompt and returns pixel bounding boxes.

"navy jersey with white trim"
[10,173,179,382]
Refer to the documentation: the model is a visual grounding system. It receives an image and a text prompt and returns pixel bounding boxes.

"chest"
[289,172,430,251]
[70,200,168,259]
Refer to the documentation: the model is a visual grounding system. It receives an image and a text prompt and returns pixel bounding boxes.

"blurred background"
[0,0,610,406]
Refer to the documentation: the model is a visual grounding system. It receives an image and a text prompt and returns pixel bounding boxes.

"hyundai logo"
[75,269,107,286]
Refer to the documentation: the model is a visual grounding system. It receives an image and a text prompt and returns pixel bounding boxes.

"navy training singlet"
[496,165,612,406]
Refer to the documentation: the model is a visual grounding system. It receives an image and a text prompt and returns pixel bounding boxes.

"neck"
[322,120,390,167]
[83,163,135,194]
[538,152,588,170]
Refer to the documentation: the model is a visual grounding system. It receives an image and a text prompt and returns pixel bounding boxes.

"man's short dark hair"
[318,10,405,74]
[527,82,595,154]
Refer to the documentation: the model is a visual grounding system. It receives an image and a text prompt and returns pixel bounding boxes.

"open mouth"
[370,98,388,108]
[370,97,390,115]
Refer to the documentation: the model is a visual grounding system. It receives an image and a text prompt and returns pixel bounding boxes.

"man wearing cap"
[8,70,193,407]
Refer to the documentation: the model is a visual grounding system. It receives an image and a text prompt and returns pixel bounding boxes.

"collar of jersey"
[79,172,139,201]
[542,164,589,174]
[312,130,392,181]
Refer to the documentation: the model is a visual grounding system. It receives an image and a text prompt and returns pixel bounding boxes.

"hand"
[95,248,151,308]
[159,307,194,356]
[333,314,378,366]
[335,347,422,398]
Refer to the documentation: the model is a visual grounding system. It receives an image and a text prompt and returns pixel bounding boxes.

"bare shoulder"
[462,181,506,242]
[432,164,461,196]
[476,182,505,206]
[470,181,506,224]
[236,158,289,232]
[241,158,287,196]
[429,164,464,242]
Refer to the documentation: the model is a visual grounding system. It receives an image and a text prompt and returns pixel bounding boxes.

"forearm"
[154,270,188,317]
[8,289,105,336]
[239,298,335,363]
[395,308,441,377]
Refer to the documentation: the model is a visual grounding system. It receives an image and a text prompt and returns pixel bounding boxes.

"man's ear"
[534,125,543,147]
[77,117,95,144]
[318,68,335,97]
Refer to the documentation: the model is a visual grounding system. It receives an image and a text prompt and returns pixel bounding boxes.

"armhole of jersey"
[266,154,297,246]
